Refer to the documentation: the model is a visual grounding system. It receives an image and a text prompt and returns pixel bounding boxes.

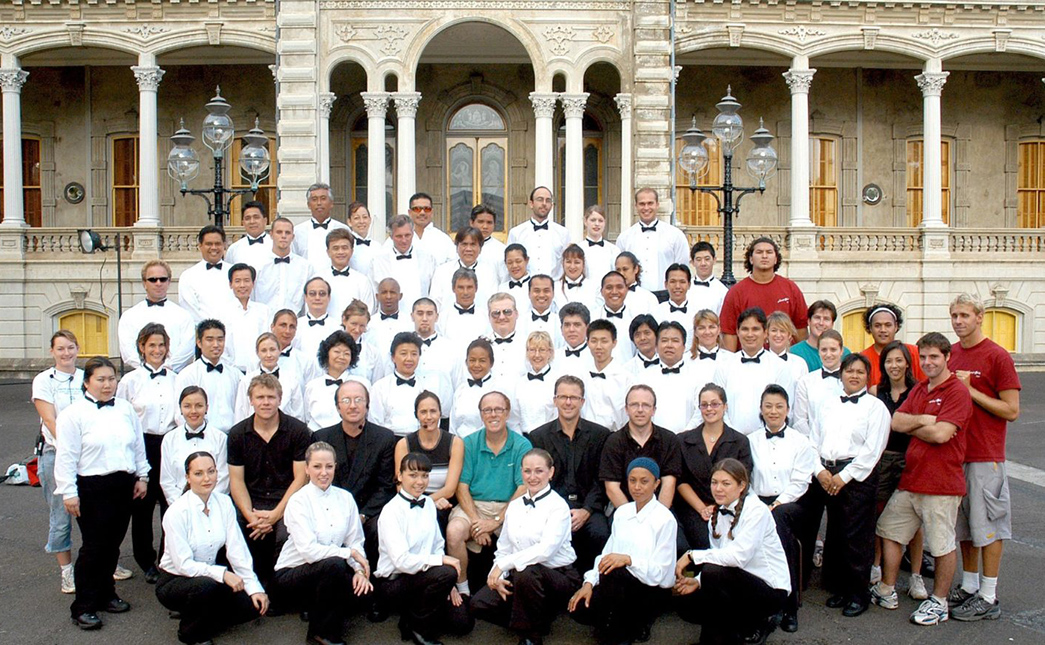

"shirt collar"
[524,484,553,502]
[307,481,335,497]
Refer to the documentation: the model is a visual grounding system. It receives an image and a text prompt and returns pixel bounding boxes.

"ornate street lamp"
[678,87,777,287]
[167,87,271,228]
[78,229,126,370]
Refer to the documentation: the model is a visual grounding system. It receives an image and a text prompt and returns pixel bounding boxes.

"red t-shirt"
[719,275,808,335]
[948,338,1021,462]
[862,343,927,388]
[896,374,973,496]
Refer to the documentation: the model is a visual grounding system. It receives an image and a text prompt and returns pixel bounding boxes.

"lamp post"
[677,87,778,287]
[78,229,125,371]
[167,87,271,229]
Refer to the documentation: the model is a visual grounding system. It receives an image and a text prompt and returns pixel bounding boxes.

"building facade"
[1,1,1043,363]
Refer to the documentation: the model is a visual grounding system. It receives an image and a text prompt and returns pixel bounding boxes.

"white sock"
[876,582,895,595]
[932,594,947,606]
[871,565,881,577]
[61,563,73,573]
[456,581,471,596]
[961,571,980,593]
[979,575,998,603]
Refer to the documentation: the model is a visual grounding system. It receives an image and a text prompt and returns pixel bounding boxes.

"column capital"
[318,92,337,118]
[529,92,559,119]
[560,92,589,119]
[783,69,816,94]
[915,71,949,97]
[614,93,633,119]
[131,66,165,91]
[360,92,390,117]
[392,91,422,118]
[0,68,28,92]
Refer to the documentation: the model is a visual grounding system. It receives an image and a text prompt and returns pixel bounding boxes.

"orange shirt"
[861,343,926,387]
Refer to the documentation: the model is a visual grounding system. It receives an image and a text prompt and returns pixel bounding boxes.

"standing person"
[614,188,689,292]
[116,323,178,583]
[271,442,374,645]
[614,252,659,314]
[470,449,581,645]
[221,263,273,373]
[407,191,456,267]
[175,319,243,433]
[860,302,926,385]
[580,319,635,432]
[430,226,496,315]
[597,271,639,364]
[255,216,314,315]
[790,300,851,371]
[687,309,732,392]
[687,241,729,316]
[118,260,195,371]
[568,458,677,645]
[32,330,84,594]
[511,331,560,434]
[472,204,509,284]
[437,268,491,354]
[554,243,598,313]
[506,186,570,279]
[178,225,235,323]
[674,459,790,645]
[326,228,377,317]
[946,294,1021,621]
[156,451,268,645]
[372,215,436,311]
[581,204,620,281]
[227,374,311,585]
[293,183,349,273]
[767,312,812,387]
[486,292,527,383]
[791,329,846,435]
[234,332,306,422]
[558,303,594,378]
[347,201,377,279]
[718,237,808,351]
[55,357,150,630]
[634,320,699,433]
[654,263,696,331]
[624,314,660,375]
[296,277,335,371]
[449,339,507,438]
[524,275,563,347]
[159,387,229,507]
[499,243,533,304]
[303,330,363,431]
[369,331,451,437]
[393,392,465,531]
[374,452,475,645]
[224,201,272,272]
[675,384,752,551]
[412,298,455,383]
[872,332,974,627]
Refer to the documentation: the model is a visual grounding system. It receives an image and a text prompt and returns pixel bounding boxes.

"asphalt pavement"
[1,374,1043,645]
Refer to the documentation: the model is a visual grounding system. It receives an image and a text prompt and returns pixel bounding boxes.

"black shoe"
[780,612,798,633]
[306,635,345,645]
[403,630,443,645]
[72,613,103,630]
[921,553,936,578]
[300,611,310,622]
[825,594,846,608]
[743,628,769,645]
[103,598,131,613]
[842,598,869,617]
[145,566,161,584]
[368,601,389,623]
[634,621,652,643]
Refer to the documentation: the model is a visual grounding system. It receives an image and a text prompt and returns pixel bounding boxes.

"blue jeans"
[38,446,72,554]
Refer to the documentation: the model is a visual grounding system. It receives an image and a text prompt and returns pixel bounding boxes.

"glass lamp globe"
[167,120,201,188]
[678,118,710,179]
[745,119,778,184]
[712,86,744,152]
[239,119,271,188]
[202,87,235,153]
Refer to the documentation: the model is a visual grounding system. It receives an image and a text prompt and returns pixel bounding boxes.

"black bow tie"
[740,354,761,364]
[604,308,623,319]
[822,369,840,380]
[841,392,865,404]
[396,253,412,261]
[185,429,205,441]
[523,490,552,507]
[586,239,604,247]
[527,371,546,381]
[399,492,425,509]
[264,368,280,379]
[247,235,266,245]
[205,362,223,373]
[699,352,717,360]
[719,507,735,517]
[467,377,486,387]
[565,281,583,289]
[381,312,398,320]
[273,256,290,264]
[532,312,549,322]
[640,223,657,233]
[509,279,528,289]
[643,357,660,368]
[493,336,513,345]
[455,305,475,315]
[396,376,416,387]
[766,428,785,440]
[662,365,681,375]
[628,284,637,292]
[693,280,710,287]
[355,237,371,246]
[589,371,606,380]
[326,378,343,387]
[93,398,115,409]
[422,336,436,347]
[149,368,168,380]
[778,353,789,362]
[670,304,687,313]
[565,345,586,358]
[332,267,350,277]
[205,262,222,271]
[281,349,292,357]
[308,318,327,327]
[312,220,329,230]
[147,299,166,307]
[532,221,548,232]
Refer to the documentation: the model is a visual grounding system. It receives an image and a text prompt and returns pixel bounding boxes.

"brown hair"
[711,458,750,541]
[50,329,79,349]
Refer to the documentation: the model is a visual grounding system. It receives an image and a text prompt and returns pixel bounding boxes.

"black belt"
[821,457,854,469]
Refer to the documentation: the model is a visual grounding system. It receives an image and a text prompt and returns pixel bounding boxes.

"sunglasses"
[145,276,170,283]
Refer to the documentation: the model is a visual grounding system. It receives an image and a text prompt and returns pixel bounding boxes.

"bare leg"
[882,539,904,586]
[960,540,980,575]
[909,528,925,575]
[446,518,470,584]
[932,551,957,599]
[56,551,72,567]
[981,541,1004,578]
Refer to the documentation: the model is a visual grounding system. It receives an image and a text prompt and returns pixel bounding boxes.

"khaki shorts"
[876,489,961,557]
[449,500,508,553]
[955,461,1011,547]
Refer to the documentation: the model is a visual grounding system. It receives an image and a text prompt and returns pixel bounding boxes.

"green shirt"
[789,340,851,371]
[460,429,532,502]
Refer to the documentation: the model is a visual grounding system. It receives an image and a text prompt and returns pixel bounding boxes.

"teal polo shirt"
[460,429,532,502]
[789,340,852,371]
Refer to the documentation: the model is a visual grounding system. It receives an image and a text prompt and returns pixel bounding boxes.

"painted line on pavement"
[1007,461,1045,488]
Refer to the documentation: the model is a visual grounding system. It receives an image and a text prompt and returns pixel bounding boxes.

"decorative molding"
[544,25,576,56]
[529,92,559,119]
[614,93,632,120]
[560,93,589,119]
[915,72,949,97]
[206,22,223,47]
[993,29,1012,53]
[321,1,631,9]
[726,24,744,48]
[268,64,278,81]
[674,65,682,82]
[592,24,614,44]
[0,69,29,92]
[0,26,28,41]
[783,69,815,94]
[911,28,958,47]
[319,93,338,119]
[374,25,409,56]
[131,66,165,92]
[861,27,879,50]
[360,92,390,117]
[392,92,422,119]
[334,23,358,43]
[66,22,85,47]
[778,26,825,44]
[122,25,171,40]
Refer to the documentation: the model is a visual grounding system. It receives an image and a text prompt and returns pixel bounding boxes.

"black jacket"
[313,420,397,518]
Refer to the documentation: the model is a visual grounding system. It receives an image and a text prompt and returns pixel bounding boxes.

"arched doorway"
[446,102,509,233]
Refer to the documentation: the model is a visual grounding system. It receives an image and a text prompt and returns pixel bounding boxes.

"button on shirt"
[748,425,820,504]
[159,491,263,596]
[792,367,844,435]
[376,492,446,579]
[116,364,177,435]
[582,359,634,431]
[686,275,729,318]
[159,423,229,506]
[254,251,314,315]
[713,350,796,434]
[226,411,312,508]
[459,429,532,502]
[690,495,791,593]
[811,389,891,484]
[615,220,689,292]
[275,482,366,573]
[31,367,83,446]
[506,218,571,279]
[118,299,196,371]
[54,397,150,499]
[175,359,244,433]
[178,259,236,323]
[494,486,576,573]
[584,499,677,588]
[328,266,377,318]
[293,217,350,273]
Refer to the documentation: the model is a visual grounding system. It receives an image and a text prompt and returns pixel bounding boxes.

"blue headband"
[627,457,660,480]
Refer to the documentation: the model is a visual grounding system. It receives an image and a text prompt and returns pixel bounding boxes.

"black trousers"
[237,509,287,587]
[376,565,473,638]
[674,502,711,552]
[132,433,168,571]
[155,572,259,643]
[677,564,787,645]
[759,496,805,615]
[362,513,381,571]
[271,557,370,640]
[571,568,669,641]
[71,471,135,617]
[471,563,582,639]
[572,511,610,573]
[797,467,879,602]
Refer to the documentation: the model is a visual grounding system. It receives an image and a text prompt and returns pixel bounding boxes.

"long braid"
[711,504,724,540]
[727,494,745,541]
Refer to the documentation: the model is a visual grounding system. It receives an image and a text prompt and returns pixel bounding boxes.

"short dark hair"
[470,204,497,224]
[390,331,423,356]
[528,274,554,291]
[807,300,838,322]
[326,228,355,248]
[916,331,952,356]
[227,262,256,283]
[529,186,552,201]
[656,320,687,344]
[82,356,116,391]
[505,243,528,260]
[601,270,626,288]
[743,236,781,273]
[196,318,225,341]
[558,302,591,325]
[691,241,716,259]
[737,307,767,330]
[413,390,442,417]
[317,330,359,369]
[466,337,495,363]
[629,314,659,341]
[761,383,790,407]
[665,262,692,283]
[587,318,617,342]
[409,192,433,207]
[197,224,226,244]
[400,451,433,473]
[455,226,484,246]
[241,200,267,218]
[179,385,208,405]
[863,302,904,334]
[841,352,873,374]
[303,276,331,297]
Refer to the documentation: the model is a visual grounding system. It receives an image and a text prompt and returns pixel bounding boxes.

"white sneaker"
[61,567,75,594]
[813,539,824,568]
[908,574,929,600]
[870,565,882,584]
[871,583,899,610]
[113,565,134,581]
[911,597,949,626]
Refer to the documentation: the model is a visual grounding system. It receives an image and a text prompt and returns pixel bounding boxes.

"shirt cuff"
[838,469,854,484]
[427,554,444,569]
[207,564,227,584]
[494,556,514,574]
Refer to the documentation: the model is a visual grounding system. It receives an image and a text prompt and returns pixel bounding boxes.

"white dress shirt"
[225,233,274,274]
[687,347,732,399]
[412,224,457,268]
[376,492,446,579]
[177,259,236,323]
[690,494,791,593]
[494,486,576,573]
[175,359,244,433]
[31,367,83,446]
[234,364,306,424]
[280,345,323,385]
[687,275,729,317]
[116,364,178,435]
[584,499,677,588]
[506,219,571,279]
[221,299,273,373]
[553,278,599,314]
[581,238,620,282]
[429,260,497,316]
[522,307,565,348]
[118,299,196,371]
[581,359,634,431]
[498,274,533,310]
[511,365,559,434]
[275,482,366,573]
[811,389,891,484]
[295,314,334,370]
[293,217,350,273]
[748,425,820,504]
[349,231,378,281]
[54,397,150,499]
[478,236,509,285]
[304,373,350,431]
[369,370,452,437]
[159,422,229,506]
[415,334,456,387]
[792,368,844,435]
[160,491,264,595]
[625,352,660,377]
[327,266,377,318]
[449,374,510,438]
[654,299,697,335]
[254,251,314,315]
[623,285,659,315]
[776,350,812,390]
[371,246,435,313]
[558,342,594,379]
[437,302,491,353]
[597,305,638,364]
[615,220,689,292]
[713,349,796,435]
[635,359,699,434]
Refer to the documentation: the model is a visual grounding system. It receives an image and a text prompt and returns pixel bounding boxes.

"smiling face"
[271,313,297,349]
[635,189,658,224]
[399,465,430,498]
[143,264,172,302]
[478,392,509,434]
[336,381,369,425]
[342,314,368,342]
[601,274,627,310]
[691,250,715,281]
[348,205,372,237]
[242,207,267,238]
[563,255,585,281]
[180,391,208,429]
[614,256,639,287]
[453,277,477,308]
[632,323,657,358]
[409,196,434,229]
[809,308,835,340]
[870,311,898,347]
[51,335,79,372]
[392,342,420,376]
[466,346,493,380]
[308,187,333,222]
[140,333,169,369]
[950,303,983,342]
[666,269,689,303]
[737,317,767,355]
[326,341,353,376]
[505,249,528,280]
[818,338,843,371]
[521,453,554,495]
[695,318,720,350]
[883,347,909,384]
[767,323,792,354]
[529,276,554,312]
[306,448,336,491]
[198,328,225,363]
[327,238,353,270]
[415,396,441,431]
[760,392,789,431]
[488,299,518,336]
[199,232,226,264]
[554,382,584,422]
[230,268,255,302]
[698,388,726,425]
[186,455,218,497]
[587,329,616,366]
[526,338,553,372]
[919,345,948,382]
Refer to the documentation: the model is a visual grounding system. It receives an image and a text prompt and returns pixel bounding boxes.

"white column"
[132,61,165,228]
[916,64,949,228]
[393,91,421,214]
[561,93,589,240]
[529,92,558,191]
[318,92,336,184]
[360,92,389,243]
[0,65,28,227]
[783,64,816,228]
[614,93,633,232]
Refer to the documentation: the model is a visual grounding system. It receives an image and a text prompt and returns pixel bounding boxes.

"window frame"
[228,135,278,227]
[1017,139,1045,229]
[905,138,952,227]
[809,135,839,227]
[110,134,140,227]
[674,135,723,227]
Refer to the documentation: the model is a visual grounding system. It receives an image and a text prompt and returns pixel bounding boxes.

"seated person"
[159,386,229,507]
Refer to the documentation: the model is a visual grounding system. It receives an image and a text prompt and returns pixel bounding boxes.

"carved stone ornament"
[915,72,949,97]
[560,93,589,119]
[614,94,632,120]
[0,26,28,41]
[778,26,826,44]
[132,66,165,91]
[374,25,409,56]
[783,69,816,94]
[993,29,1012,53]
[123,25,171,40]
[335,24,358,43]
[360,92,390,117]
[592,24,614,44]
[0,69,29,92]
[862,27,879,50]
[393,92,422,118]
[544,25,576,56]
[67,22,85,47]
[529,93,559,119]
[319,93,337,118]
[726,24,744,48]
[206,22,223,46]
[912,28,958,47]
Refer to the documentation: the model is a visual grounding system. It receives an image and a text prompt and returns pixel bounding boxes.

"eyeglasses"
[527,347,552,354]
[480,407,508,416]
[410,206,433,213]
[490,308,515,318]
[698,402,723,410]
[145,276,170,283]
[339,397,367,406]
[626,402,654,410]
[554,395,583,403]
[306,291,329,297]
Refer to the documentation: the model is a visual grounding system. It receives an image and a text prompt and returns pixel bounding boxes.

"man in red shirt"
[946,293,1021,621]
[860,302,926,387]
[872,332,972,627]
[718,237,808,351]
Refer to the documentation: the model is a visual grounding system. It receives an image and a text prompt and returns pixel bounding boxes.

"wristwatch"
[138,476,149,483]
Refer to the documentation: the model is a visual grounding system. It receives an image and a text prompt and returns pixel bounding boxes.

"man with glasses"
[446,391,532,598]
[529,375,612,571]
[293,183,348,273]
[507,186,570,279]
[485,293,526,383]
[406,191,456,267]
[295,277,335,375]
[118,260,195,371]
